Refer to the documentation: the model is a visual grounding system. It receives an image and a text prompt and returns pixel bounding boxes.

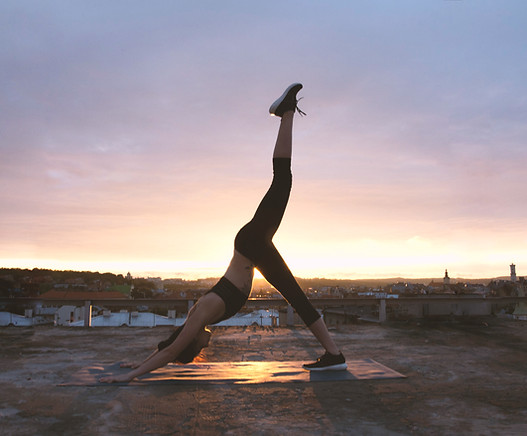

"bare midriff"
[223,250,255,296]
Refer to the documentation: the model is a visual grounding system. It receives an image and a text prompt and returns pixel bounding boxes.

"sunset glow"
[2,1,527,281]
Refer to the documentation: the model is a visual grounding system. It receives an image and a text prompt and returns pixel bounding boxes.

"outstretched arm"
[100,320,202,382]
[100,293,224,383]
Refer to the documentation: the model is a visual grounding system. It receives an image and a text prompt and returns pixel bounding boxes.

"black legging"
[234,157,321,327]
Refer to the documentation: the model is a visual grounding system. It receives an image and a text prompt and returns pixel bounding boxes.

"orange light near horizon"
[2,237,525,281]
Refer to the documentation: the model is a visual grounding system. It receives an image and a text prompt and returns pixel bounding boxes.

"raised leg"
[273,111,293,159]
[236,84,345,367]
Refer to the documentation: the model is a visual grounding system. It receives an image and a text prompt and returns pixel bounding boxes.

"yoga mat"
[60,359,405,386]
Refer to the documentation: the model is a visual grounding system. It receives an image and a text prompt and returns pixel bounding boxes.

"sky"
[1,0,527,280]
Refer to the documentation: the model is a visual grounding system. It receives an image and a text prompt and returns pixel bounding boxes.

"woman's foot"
[269,83,306,117]
[303,351,347,371]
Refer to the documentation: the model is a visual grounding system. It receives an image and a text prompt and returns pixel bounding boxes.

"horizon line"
[1,266,515,283]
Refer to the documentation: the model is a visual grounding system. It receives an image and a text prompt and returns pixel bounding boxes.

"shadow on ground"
[1,317,526,435]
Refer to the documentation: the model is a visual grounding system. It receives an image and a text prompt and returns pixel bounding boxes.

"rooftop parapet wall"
[1,296,526,326]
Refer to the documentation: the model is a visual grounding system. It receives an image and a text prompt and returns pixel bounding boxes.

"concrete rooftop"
[1,317,526,435]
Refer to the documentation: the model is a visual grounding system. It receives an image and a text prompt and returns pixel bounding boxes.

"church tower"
[443,269,450,285]
[510,264,517,282]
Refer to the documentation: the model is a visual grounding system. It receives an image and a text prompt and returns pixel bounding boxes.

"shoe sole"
[302,363,348,372]
[269,82,303,116]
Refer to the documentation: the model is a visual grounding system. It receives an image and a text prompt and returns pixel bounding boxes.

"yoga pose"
[100,84,346,383]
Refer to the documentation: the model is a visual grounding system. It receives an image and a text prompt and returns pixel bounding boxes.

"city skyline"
[2,1,527,280]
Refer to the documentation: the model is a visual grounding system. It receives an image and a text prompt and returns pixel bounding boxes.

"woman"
[100,83,346,383]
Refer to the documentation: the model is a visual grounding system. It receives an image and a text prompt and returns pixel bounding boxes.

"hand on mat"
[99,373,134,384]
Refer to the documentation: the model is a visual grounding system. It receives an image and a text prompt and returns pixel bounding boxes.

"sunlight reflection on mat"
[60,359,405,386]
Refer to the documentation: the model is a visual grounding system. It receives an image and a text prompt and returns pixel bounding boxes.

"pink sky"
[2,1,527,280]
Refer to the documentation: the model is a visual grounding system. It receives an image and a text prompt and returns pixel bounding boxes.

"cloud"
[1,1,527,278]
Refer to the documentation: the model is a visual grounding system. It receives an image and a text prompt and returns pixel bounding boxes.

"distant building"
[40,290,128,300]
[510,263,517,282]
[55,305,84,326]
[37,290,129,326]
[443,269,451,285]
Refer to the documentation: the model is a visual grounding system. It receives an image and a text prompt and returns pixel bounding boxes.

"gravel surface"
[1,317,526,435]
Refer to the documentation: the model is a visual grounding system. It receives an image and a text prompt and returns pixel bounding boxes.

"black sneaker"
[303,352,347,371]
[269,83,306,117]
